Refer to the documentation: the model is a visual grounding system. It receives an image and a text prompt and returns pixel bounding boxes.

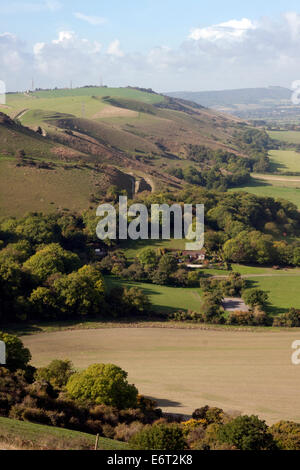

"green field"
[230,179,300,209]
[269,149,300,173]
[0,416,127,450]
[269,130,300,145]
[105,269,300,315]
[22,327,300,424]
[231,143,300,208]
[3,87,164,118]
[246,275,300,314]
[105,276,203,313]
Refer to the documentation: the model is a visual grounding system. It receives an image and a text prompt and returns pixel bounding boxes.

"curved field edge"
[21,327,300,424]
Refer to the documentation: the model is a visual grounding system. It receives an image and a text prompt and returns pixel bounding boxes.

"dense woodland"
[0,186,300,327]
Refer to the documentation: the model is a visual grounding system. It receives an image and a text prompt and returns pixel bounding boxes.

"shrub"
[114,421,145,442]
[35,359,75,389]
[102,424,115,439]
[182,419,207,435]
[169,310,204,323]
[273,308,300,327]
[217,415,276,450]
[129,423,186,450]
[89,404,119,425]
[0,368,29,415]
[66,363,138,409]
[227,310,269,326]
[270,420,300,450]
[192,406,224,425]
[242,289,269,309]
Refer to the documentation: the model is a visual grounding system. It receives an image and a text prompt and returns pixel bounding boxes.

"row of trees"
[100,248,201,288]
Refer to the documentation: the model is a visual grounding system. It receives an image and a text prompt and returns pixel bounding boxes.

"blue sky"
[2,0,300,50]
[1,0,300,91]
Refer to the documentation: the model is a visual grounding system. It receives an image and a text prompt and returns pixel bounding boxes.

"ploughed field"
[22,327,300,424]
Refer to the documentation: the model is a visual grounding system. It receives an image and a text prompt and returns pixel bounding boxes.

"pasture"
[268,130,300,145]
[22,327,300,424]
[1,87,164,122]
[230,178,300,208]
[269,149,300,173]
[106,272,300,316]
[247,275,300,314]
[105,276,203,313]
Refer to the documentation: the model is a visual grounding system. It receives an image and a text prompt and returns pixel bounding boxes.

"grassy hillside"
[0,86,260,215]
[0,416,128,450]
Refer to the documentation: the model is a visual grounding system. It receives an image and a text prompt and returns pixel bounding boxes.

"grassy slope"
[0,87,250,216]
[0,160,93,217]
[0,416,128,450]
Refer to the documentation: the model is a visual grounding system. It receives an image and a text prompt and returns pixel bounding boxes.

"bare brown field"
[22,327,300,424]
[92,105,138,119]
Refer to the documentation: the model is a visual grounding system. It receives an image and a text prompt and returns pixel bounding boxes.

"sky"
[1,0,300,92]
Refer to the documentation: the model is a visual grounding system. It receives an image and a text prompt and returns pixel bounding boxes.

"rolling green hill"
[0,86,271,215]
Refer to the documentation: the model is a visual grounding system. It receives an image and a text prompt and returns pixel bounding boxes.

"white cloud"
[74,12,107,25]
[189,18,256,42]
[52,31,75,44]
[3,13,300,92]
[107,39,124,57]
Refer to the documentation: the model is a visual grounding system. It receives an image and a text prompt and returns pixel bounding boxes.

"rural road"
[253,174,300,183]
